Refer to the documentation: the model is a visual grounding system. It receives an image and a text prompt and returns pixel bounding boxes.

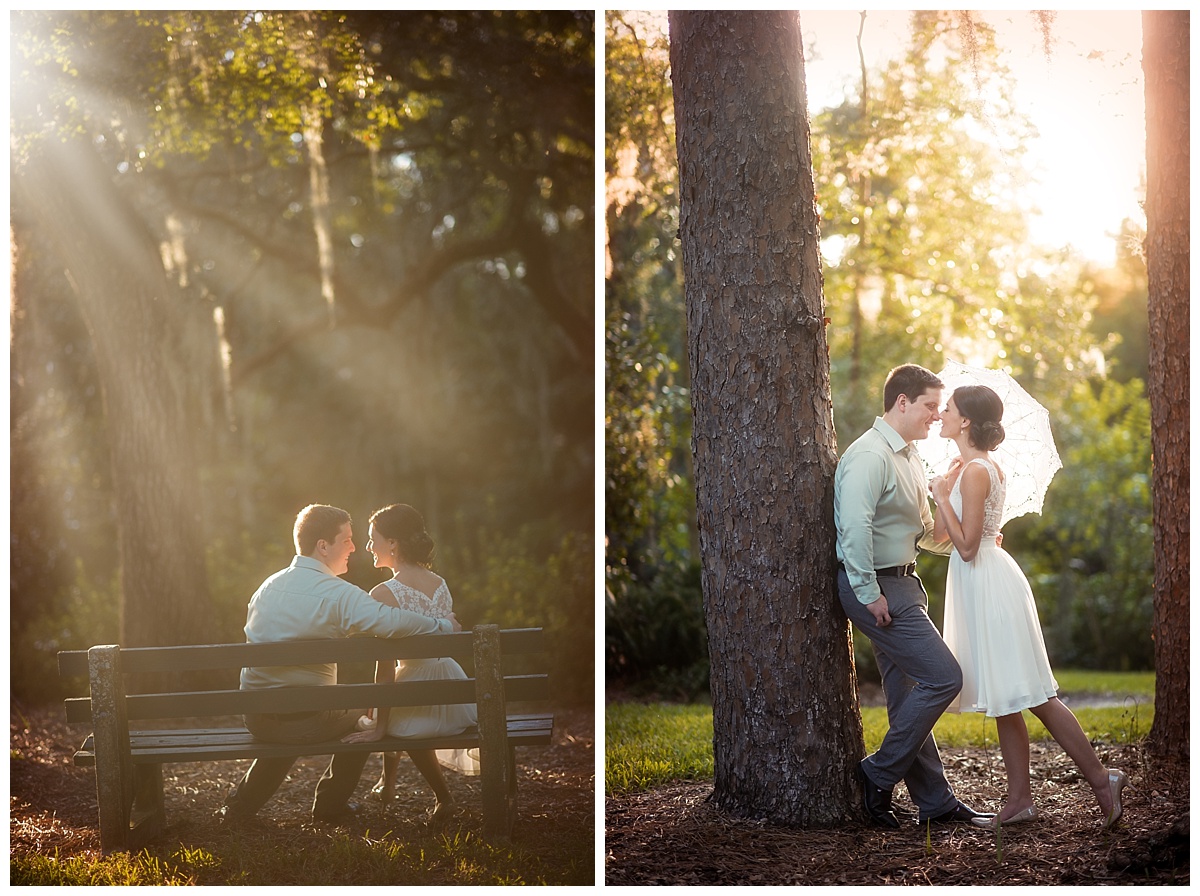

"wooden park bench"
[57,625,553,853]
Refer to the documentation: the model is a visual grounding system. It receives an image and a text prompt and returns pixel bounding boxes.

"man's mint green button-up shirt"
[834,417,950,605]
[240,555,452,690]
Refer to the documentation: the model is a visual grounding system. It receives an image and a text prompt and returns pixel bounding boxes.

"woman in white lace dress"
[341,503,476,824]
[930,385,1127,831]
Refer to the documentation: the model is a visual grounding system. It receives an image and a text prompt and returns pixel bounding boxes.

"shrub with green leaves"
[1015,378,1153,670]
[605,561,710,701]
[450,525,594,702]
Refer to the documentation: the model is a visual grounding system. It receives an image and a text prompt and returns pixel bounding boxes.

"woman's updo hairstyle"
[952,384,1006,451]
[370,503,435,568]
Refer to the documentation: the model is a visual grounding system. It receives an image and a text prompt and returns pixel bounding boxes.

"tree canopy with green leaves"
[11,10,595,699]
[605,12,694,592]
[812,11,1103,442]
[604,10,1155,694]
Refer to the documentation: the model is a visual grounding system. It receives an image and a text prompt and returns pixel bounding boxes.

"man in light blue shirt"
[218,504,459,825]
[835,365,989,829]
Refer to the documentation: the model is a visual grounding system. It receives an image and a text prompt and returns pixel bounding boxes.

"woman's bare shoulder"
[369,581,400,607]
[960,460,992,492]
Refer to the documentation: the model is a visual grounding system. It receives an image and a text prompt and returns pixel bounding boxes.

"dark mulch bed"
[606,742,1188,886]
[10,700,595,884]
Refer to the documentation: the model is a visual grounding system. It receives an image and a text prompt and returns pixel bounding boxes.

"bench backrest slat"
[63,673,549,724]
[57,628,545,678]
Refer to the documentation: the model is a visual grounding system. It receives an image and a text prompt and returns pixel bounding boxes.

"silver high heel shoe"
[971,805,1039,830]
[1103,769,1129,830]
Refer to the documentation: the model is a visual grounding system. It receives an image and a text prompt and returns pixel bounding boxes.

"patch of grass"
[606,671,1154,797]
[605,702,713,795]
[1054,669,1154,698]
[11,849,205,885]
[919,702,1154,750]
[11,828,579,886]
[223,829,554,886]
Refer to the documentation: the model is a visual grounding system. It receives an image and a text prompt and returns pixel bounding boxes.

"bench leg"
[474,624,512,840]
[93,756,131,853]
[89,645,132,853]
[129,764,166,848]
[480,743,519,837]
[480,759,505,839]
[505,744,519,834]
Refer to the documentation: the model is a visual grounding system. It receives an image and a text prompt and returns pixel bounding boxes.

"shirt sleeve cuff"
[856,587,880,605]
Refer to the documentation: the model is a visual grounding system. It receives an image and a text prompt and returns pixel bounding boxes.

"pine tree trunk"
[670,10,863,825]
[1142,9,1189,761]
[16,136,216,655]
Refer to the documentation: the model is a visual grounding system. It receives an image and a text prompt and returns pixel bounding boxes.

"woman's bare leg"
[1027,697,1113,818]
[994,712,1036,821]
[406,749,454,819]
[371,752,400,801]
[383,751,400,795]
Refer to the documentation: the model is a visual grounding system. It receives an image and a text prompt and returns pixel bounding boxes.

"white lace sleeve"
[974,459,1005,538]
[384,578,454,619]
[432,582,454,618]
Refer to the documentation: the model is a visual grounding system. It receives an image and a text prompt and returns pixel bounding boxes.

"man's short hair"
[293,504,352,556]
[883,364,943,412]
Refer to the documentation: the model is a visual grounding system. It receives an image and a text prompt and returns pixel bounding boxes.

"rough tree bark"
[15,135,216,654]
[1141,9,1189,761]
[669,10,863,825]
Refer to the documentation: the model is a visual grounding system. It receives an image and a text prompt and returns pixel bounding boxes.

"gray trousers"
[838,569,961,819]
[223,708,366,819]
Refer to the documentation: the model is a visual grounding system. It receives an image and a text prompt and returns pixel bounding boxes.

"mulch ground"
[10,701,595,884]
[606,741,1189,886]
[13,698,1189,886]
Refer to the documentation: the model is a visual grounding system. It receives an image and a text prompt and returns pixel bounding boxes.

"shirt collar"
[290,554,336,576]
[872,416,911,455]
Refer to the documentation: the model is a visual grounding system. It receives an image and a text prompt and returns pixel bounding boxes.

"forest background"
[605,10,1155,700]
[10,11,595,703]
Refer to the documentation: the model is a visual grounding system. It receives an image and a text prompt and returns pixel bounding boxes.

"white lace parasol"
[915,360,1063,526]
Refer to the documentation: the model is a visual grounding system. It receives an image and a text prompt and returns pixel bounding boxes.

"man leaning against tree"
[834,364,990,829]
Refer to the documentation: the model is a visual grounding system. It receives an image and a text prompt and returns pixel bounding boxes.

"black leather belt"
[839,561,916,577]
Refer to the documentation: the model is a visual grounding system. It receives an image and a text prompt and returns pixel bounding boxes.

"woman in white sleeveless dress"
[929,385,1127,830]
[340,504,477,824]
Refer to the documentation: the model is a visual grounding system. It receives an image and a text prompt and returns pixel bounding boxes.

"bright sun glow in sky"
[801,10,1146,265]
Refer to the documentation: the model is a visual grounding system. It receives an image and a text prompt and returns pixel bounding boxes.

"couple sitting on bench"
[215,502,474,828]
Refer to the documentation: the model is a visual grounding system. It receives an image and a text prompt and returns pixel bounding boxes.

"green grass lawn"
[606,670,1154,796]
[11,830,573,886]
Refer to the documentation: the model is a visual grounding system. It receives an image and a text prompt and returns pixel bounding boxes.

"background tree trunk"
[1141,9,1189,761]
[670,10,862,825]
[16,136,216,652]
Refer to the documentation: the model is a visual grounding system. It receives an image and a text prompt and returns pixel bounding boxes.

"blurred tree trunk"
[15,136,215,652]
[669,10,862,825]
[1142,9,1189,761]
